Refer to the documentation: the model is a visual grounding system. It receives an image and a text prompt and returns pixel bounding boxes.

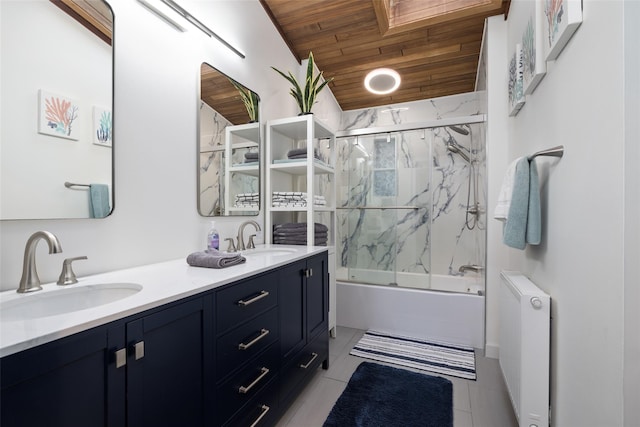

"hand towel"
[89,184,110,218]
[503,157,530,249]
[494,158,520,221]
[186,249,246,269]
[526,159,541,245]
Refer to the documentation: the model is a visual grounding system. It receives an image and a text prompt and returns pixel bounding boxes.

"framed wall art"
[93,106,112,147]
[38,90,79,140]
[522,0,546,94]
[543,0,583,60]
[508,44,525,116]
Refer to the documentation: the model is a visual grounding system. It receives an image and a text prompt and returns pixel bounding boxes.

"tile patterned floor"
[276,327,518,427]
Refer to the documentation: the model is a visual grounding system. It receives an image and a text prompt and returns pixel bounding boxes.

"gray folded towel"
[274,222,328,233]
[186,249,246,269]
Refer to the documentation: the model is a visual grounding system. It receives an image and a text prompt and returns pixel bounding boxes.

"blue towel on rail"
[502,158,541,249]
[526,160,541,245]
[89,184,110,218]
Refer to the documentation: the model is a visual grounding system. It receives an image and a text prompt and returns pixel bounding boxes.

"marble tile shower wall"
[337,93,486,283]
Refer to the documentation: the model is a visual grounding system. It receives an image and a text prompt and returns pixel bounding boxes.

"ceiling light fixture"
[364,68,401,95]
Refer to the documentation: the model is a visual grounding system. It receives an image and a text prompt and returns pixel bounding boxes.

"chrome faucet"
[236,220,261,251]
[18,231,63,293]
[458,264,484,274]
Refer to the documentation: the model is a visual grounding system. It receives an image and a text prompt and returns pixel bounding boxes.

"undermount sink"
[242,248,298,257]
[1,283,143,321]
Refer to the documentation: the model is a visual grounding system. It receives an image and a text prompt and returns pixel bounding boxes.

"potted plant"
[271,51,333,115]
[229,78,260,123]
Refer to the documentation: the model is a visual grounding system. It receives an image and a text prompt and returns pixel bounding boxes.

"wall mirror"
[199,62,260,217]
[0,0,114,220]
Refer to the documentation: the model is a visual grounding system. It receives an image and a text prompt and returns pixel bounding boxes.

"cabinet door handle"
[299,352,318,369]
[304,268,313,278]
[238,328,270,350]
[238,367,270,394]
[115,348,127,368]
[133,341,145,360]
[249,404,270,427]
[237,290,269,306]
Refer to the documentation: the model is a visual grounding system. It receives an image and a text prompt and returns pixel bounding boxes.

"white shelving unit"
[224,122,260,214]
[265,115,335,245]
[265,115,337,336]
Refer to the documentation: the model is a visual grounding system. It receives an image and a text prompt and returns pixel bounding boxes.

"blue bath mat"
[323,362,453,427]
[350,330,476,380]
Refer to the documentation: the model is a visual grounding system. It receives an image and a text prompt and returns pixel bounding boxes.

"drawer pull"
[133,341,145,360]
[238,367,270,394]
[299,352,318,369]
[115,348,127,368]
[249,404,270,427]
[238,328,270,350]
[237,290,269,306]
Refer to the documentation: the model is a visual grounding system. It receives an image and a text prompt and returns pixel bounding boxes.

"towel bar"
[528,145,564,160]
[64,182,90,189]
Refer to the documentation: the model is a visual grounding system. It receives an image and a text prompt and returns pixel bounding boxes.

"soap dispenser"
[207,221,219,251]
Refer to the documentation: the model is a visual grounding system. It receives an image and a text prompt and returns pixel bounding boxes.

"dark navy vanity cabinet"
[0,251,329,427]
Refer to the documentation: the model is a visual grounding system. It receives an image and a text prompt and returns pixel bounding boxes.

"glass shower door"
[336,130,431,289]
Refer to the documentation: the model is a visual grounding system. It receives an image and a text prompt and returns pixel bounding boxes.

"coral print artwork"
[543,0,582,60]
[38,90,79,140]
[93,106,112,147]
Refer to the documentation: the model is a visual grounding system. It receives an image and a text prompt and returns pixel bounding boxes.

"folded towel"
[89,184,110,218]
[186,249,246,269]
[503,157,530,249]
[287,147,312,157]
[526,159,541,245]
[274,222,329,233]
[494,158,520,221]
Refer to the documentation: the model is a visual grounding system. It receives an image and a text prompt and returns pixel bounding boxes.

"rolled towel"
[244,152,259,159]
[186,249,246,269]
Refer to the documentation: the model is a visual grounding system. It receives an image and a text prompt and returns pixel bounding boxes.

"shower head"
[448,125,469,136]
[446,142,471,163]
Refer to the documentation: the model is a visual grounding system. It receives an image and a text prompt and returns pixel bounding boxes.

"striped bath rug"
[349,330,476,380]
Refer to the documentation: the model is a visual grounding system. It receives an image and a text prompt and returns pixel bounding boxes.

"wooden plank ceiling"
[261,0,508,111]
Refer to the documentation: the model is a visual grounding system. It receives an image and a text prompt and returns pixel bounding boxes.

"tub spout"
[458,264,484,274]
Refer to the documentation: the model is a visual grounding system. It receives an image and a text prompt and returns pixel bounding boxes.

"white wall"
[0,0,341,291]
[623,1,640,425]
[490,0,628,425]
[482,15,509,359]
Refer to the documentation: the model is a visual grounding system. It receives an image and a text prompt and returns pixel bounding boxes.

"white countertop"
[0,245,329,358]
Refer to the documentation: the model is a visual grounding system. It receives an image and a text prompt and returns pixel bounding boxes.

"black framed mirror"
[198,62,260,217]
[0,0,114,220]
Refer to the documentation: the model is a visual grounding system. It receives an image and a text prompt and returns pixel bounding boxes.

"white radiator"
[499,271,551,427]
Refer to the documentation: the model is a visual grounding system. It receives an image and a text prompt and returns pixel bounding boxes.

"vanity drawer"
[216,273,278,334]
[216,343,280,425]
[216,307,279,381]
[222,380,279,427]
[280,332,328,407]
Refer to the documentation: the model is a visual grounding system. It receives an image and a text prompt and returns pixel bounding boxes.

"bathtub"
[336,271,485,348]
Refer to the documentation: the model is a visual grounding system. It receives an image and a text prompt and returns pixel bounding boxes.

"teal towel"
[89,184,110,218]
[526,160,541,245]
[503,158,541,249]
[503,158,529,249]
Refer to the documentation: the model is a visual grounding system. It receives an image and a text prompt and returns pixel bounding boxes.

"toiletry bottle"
[207,221,219,251]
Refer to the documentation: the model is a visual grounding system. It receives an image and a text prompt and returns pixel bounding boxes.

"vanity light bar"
[137,0,187,32]
[160,0,246,59]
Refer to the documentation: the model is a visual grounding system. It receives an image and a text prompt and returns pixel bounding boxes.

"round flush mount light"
[364,68,401,95]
